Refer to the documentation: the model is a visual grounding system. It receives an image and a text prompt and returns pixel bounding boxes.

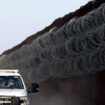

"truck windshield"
[0,76,24,89]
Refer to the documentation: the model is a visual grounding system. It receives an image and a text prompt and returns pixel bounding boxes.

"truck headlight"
[20,96,29,104]
[20,96,27,100]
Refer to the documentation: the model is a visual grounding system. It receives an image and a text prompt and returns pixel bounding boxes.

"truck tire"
[11,97,20,105]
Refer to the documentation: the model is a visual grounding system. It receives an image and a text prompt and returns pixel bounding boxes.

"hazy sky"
[0,0,89,54]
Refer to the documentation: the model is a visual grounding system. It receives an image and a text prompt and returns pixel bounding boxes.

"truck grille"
[0,96,11,105]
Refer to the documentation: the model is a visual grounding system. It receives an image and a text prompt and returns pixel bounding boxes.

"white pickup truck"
[0,69,39,105]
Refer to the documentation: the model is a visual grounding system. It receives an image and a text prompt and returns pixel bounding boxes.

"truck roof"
[0,69,20,76]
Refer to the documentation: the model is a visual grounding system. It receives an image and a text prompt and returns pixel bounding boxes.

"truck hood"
[0,89,27,97]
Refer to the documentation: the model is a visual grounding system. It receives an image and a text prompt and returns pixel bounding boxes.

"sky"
[0,0,89,54]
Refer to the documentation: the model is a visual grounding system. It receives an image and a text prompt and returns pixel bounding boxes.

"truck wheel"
[11,97,20,105]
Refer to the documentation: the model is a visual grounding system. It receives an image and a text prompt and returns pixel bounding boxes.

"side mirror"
[27,83,39,93]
